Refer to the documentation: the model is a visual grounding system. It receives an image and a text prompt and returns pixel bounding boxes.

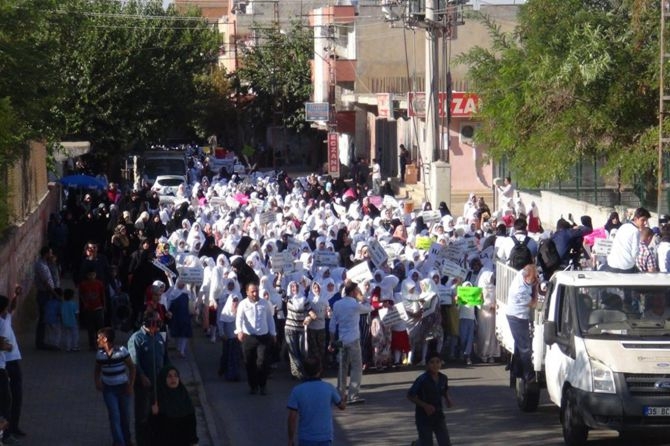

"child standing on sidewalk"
[61,288,80,351]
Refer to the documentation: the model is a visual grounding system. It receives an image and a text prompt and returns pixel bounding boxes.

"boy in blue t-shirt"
[287,356,346,446]
[407,351,454,446]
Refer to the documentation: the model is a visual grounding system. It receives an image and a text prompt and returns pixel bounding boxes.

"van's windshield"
[574,286,670,337]
[142,158,186,179]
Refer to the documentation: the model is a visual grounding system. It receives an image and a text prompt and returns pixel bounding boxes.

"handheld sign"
[456,286,483,306]
[177,266,204,286]
[378,305,403,326]
[152,259,177,279]
[270,251,294,273]
[346,262,373,284]
[420,210,442,224]
[592,238,613,256]
[415,236,433,250]
[259,211,276,226]
[313,250,340,268]
[367,238,388,267]
[441,260,468,281]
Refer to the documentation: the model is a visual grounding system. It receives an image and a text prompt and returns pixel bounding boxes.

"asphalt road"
[191,334,670,446]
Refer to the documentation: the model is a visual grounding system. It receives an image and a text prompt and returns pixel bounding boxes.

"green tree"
[52,0,220,153]
[234,21,314,141]
[458,0,660,193]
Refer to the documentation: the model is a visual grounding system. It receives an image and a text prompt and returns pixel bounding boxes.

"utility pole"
[425,0,440,163]
[659,0,670,214]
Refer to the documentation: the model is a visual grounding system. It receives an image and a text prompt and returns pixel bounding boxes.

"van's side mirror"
[544,321,557,345]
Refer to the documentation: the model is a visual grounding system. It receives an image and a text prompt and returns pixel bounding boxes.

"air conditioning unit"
[460,123,477,145]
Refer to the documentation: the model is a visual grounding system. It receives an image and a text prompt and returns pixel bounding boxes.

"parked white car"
[151,175,187,196]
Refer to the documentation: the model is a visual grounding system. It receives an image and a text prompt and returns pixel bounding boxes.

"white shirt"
[329,296,371,345]
[3,313,20,362]
[606,222,640,270]
[371,163,381,181]
[235,297,276,336]
[657,241,670,272]
[505,271,534,320]
[498,233,538,263]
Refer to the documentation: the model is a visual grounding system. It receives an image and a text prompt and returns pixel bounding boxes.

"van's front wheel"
[515,377,540,412]
[561,388,588,446]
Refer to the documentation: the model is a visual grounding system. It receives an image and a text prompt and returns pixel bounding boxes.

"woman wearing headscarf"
[475,269,499,363]
[217,278,242,381]
[305,281,329,366]
[285,281,314,380]
[165,279,194,358]
[230,255,259,293]
[604,211,622,234]
[150,366,198,446]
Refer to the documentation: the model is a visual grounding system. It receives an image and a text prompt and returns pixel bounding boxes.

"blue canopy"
[59,174,106,190]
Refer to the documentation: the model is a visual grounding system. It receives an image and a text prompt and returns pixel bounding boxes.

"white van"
[140,151,187,186]
[496,263,670,445]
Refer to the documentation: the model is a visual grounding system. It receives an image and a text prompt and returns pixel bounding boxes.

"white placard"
[152,259,177,279]
[593,238,613,256]
[346,261,373,284]
[367,238,388,267]
[420,210,442,223]
[378,305,403,326]
[394,301,409,321]
[444,239,468,264]
[313,250,340,268]
[428,242,448,259]
[176,265,204,285]
[286,241,303,259]
[208,196,226,206]
[259,211,276,226]
[384,243,402,261]
[270,251,294,272]
[441,260,468,280]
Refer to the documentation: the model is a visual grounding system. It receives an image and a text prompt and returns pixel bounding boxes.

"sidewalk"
[15,276,218,446]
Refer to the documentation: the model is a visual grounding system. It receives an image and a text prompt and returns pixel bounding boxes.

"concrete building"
[308,0,525,209]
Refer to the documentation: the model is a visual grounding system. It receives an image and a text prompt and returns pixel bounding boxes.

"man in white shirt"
[605,207,650,273]
[497,218,538,263]
[236,282,276,395]
[328,280,371,404]
[505,265,539,383]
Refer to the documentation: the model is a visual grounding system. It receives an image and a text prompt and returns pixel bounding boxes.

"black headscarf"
[155,366,194,418]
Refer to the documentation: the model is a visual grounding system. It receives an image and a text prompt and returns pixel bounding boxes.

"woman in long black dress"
[151,366,198,446]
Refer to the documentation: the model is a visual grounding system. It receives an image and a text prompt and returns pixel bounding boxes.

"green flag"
[456,286,483,306]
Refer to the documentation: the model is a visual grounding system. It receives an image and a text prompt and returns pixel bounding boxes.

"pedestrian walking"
[150,366,198,446]
[328,279,371,404]
[4,286,26,440]
[235,282,276,395]
[287,356,345,446]
[407,351,454,446]
[128,310,166,446]
[95,327,135,446]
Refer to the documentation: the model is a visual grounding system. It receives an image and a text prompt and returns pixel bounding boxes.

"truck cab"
[496,264,670,445]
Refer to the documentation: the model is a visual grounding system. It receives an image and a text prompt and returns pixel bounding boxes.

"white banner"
[259,211,276,226]
[176,266,204,285]
[420,210,442,224]
[346,261,373,284]
[592,238,613,256]
[378,305,403,326]
[441,260,468,280]
[313,250,340,268]
[367,238,388,267]
[270,251,294,273]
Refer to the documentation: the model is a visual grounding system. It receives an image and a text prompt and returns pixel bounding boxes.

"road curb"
[188,337,225,446]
